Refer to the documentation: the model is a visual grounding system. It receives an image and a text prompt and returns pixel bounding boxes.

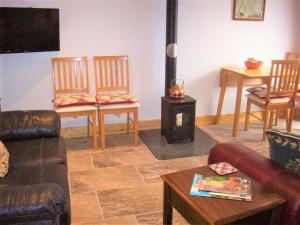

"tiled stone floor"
[67,120,299,225]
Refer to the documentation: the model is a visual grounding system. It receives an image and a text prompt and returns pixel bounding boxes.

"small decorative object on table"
[169,79,185,99]
[245,58,263,69]
[209,162,238,175]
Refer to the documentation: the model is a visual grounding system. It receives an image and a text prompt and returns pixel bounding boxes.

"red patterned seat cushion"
[53,95,96,107]
[96,94,138,105]
[247,87,290,99]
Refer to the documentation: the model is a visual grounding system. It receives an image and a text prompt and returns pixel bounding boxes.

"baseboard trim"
[61,112,261,138]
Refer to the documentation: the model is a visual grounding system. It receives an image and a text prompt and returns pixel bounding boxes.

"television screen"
[0,7,60,54]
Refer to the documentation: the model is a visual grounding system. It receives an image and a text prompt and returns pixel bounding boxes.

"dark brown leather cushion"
[4,137,66,168]
[0,164,70,224]
[0,110,60,141]
[0,183,65,223]
[0,164,69,193]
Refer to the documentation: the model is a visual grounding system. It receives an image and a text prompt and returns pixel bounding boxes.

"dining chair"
[51,56,98,149]
[93,55,140,149]
[273,52,300,124]
[245,59,300,140]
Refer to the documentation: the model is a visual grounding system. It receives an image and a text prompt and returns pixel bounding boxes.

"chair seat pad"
[96,94,138,105]
[247,87,290,99]
[98,102,140,110]
[55,105,97,113]
[246,94,291,105]
[53,95,96,107]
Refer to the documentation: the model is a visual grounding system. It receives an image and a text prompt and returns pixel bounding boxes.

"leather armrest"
[0,110,60,141]
[0,183,66,222]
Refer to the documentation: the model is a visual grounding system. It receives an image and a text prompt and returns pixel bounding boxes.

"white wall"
[0,0,299,127]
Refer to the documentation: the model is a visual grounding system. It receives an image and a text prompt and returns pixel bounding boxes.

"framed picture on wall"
[233,0,266,21]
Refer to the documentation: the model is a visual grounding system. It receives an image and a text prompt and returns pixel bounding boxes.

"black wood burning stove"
[161,0,196,144]
[161,95,196,144]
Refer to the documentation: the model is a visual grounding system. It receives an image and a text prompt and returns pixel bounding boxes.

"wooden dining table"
[215,66,270,137]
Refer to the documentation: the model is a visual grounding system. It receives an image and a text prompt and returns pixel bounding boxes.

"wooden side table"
[161,166,285,225]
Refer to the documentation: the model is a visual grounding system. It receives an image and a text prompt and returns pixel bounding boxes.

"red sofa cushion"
[208,142,300,225]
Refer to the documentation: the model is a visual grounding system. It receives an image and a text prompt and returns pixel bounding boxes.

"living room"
[0,0,300,225]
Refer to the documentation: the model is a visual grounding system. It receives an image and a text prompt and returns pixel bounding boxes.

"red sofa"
[208,142,300,225]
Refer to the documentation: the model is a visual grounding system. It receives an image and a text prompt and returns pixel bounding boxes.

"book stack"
[190,174,252,201]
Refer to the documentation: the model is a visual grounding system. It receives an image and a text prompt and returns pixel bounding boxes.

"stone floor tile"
[135,209,189,225]
[136,157,202,183]
[90,147,157,168]
[67,152,93,172]
[66,136,115,152]
[107,133,143,150]
[76,216,138,225]
[69,165,143,193]
[71,192,102,224]
[98,183,163,218]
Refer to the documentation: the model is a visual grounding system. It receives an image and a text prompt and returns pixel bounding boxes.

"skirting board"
[61,112,261,138]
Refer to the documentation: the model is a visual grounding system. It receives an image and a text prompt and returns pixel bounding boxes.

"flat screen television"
[0,7,60,54]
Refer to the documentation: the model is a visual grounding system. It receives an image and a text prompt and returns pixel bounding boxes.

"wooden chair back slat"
[51,57,90,97]
[266,59,300,101]
[120,59,124,88]
[115,59,119,87]
[93,55,130,93]
[68,61,73,90]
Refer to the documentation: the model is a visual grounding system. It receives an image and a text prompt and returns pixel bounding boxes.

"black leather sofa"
[0,110,71,225]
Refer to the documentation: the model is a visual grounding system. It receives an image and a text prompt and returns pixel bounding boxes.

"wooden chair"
[93,55,139,149]
[245,59,300,140]
[51,57,98,149]
[274,53,300,124]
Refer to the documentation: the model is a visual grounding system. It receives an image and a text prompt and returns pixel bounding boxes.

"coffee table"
[161,166,285,225]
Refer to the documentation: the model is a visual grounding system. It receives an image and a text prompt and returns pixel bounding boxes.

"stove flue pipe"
[165,0,178,97]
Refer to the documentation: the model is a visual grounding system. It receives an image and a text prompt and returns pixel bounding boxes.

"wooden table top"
[161,166,285,225]
[222,66,270,79]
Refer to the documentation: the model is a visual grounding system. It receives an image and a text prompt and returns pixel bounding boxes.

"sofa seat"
[4,137,66,168]
[0,164,70,225]
[0,184,65,225]
[208,142,300,225]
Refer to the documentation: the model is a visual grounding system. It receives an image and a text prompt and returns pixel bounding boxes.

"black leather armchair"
[0,110,71,225]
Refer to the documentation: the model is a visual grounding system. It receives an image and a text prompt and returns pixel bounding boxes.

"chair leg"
[100,111,105,149]
[133,109,139,146]
[87,115,90,136]
[269,111,274,129]
[97,109,101,138]
[288,107,295,132]
[91,111,98,150]
[274,109,279,126]
[127,112,130,134]
[262,109,269,141]
[245,99,251,131]
[286,109,290,130]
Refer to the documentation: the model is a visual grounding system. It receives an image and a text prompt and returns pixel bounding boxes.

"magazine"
[190,174,252,201]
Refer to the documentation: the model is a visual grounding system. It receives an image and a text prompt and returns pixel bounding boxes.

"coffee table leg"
[163,182,173,225]
[270,205,282,225]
